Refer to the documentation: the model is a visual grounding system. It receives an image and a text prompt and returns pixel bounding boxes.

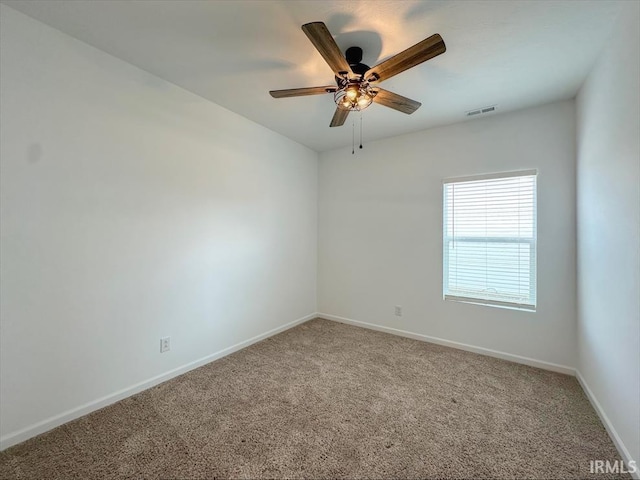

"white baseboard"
[576,370,639,479]
[0,312,316,451]
[7,312,634,478]
[317,312,576,375]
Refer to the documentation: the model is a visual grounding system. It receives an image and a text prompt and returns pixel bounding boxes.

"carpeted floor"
[0,318,628,479]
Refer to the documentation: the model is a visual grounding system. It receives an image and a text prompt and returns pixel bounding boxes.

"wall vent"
[466,105,497,117]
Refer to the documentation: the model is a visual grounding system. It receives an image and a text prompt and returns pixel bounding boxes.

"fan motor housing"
[345,46,370,77]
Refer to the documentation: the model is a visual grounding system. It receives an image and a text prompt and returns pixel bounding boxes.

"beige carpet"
[0,318,628,479]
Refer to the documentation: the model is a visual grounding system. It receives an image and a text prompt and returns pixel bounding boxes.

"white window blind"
[443,170,537,311]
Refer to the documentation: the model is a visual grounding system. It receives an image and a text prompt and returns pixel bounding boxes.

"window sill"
[444,295,536,313]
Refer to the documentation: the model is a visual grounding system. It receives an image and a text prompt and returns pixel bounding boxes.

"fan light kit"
[269,21,447,148]
[334,81,374,111]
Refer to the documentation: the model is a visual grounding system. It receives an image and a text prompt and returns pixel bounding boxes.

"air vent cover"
[466,105,497,116]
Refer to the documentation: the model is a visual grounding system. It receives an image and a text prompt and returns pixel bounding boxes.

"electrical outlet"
[160,336,170,353]
[394,305,402,317]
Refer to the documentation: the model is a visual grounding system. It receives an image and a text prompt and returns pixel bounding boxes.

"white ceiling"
[2,0,623,152]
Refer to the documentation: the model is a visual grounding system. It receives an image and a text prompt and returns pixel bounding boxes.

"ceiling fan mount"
[344,46,370,76]
[269,22,446,127]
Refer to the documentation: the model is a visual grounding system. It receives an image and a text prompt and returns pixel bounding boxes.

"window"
[443,170,537,311]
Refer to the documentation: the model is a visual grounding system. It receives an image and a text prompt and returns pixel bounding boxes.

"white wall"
[0,5,317,446]
[318,101,577,369]
[576,1,640,467]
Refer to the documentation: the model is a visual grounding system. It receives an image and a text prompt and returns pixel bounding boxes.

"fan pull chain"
[359,112,363,149]
[352,116,355,155]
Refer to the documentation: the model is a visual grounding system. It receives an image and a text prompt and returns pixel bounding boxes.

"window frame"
[442,170,538,312]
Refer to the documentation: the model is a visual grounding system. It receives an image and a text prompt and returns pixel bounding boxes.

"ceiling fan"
[269,22,446,127]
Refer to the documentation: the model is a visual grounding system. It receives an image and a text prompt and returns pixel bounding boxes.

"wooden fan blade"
[365,34,445,83]
[270,86,336,98]
[330,107,350,127]
[373,88,421,114]
[302,22,352,76]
